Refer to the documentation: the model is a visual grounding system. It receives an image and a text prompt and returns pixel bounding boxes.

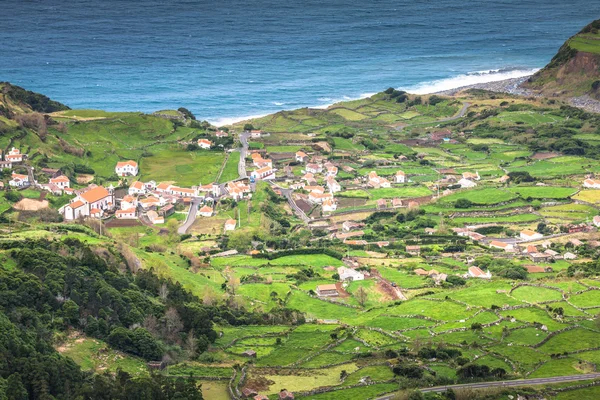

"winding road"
[268,181,310,223]
[395,101,471,131]
[177,198,202,234]
[376,373,600,399]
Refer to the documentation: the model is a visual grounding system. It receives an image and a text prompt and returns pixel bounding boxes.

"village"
[3,121,600,304]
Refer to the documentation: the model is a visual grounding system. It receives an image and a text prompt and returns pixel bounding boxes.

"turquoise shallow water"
[2,0,599,123]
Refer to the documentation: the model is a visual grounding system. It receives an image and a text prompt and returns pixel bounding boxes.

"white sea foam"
[208,68,540,125]
[208,113,270,126]
[402,68,540,94]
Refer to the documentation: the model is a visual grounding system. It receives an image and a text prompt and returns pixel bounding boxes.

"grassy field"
[219,151,241,182]
[439,188,517,205]
[57,335,147,376]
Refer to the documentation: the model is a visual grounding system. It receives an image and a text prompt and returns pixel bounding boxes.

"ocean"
[2,0,599,124]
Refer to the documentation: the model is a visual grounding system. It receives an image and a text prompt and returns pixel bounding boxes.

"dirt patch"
[295,199,312,213]
[77,174,95,184]
[105,219,141,228]
[243,376,275,392]
[532,152,559,160]
[365,251,387,258]
[337,197,368,208]
[335,282,350,298]
[14,198,49,211]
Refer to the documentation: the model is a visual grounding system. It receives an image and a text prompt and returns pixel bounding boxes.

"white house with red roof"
[224,219,237,231]
[197,138,213,149]
[584,178,600,189]
[227,181,251,201]
[305,163,322,174]
[326,177,341,193]
[121,195,138,210]
[139,196,165,210]
[49,175,70,189]
[295,151,308,163]
[520,229,543,241]
[395,170,406,183]
[251,166,275,180]
[250,130,265,138]
[468,266,492,279]
[170,186,198,197]
[61,186,114,220]
[367,171,391,189]
[309,192,333,204]
[115,208,137,219]
[215,130,229,138]
[5,148,24,163]
[128,181,146,195]
[199,205,213,217]
[489,240,514,252]
[322,198,337,213]
[594,216,600,227]
[9,172,29,187]
[115,160,138,176]
[326,165,338,177]
[155,182,173,193]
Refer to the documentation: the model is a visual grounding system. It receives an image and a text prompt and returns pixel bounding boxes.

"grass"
[219,151,240,183]
[211,254,344,268]
[57,336,147,376]
[168,363,233,378]
[529,357,584,378]
[539,329,600,354]
[141,148,225,186]
[438,188,517,205]
[297,383,397,400]
[506,186,577,199]
[501,308,567,332]
[504,327,548,346]
[573,190,600,204]
[570,35,600,54]
[369,186,432,200]
[567,290,600,308]
[511,286,564,303]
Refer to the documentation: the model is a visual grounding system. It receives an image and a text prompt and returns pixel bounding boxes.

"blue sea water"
[2,0,599,124]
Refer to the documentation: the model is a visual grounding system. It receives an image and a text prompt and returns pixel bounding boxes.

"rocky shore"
[434,76,536,97]
[436,76,600,114]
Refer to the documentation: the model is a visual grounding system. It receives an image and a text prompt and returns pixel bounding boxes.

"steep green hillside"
[0,84,231,186]
[523,19,600,99]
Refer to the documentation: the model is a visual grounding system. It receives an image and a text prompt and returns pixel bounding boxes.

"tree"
[243,123,254,131]
[166,218,180,243]
[62,299,80,326]
[159,282,169,300]
[408,390,424,400]
[355,286,368,307]
[454,198,473,209]
[185,329,198,358]
[6,373,28,400]
[227,275,240,296]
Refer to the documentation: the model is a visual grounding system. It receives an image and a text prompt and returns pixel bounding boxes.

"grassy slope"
[523,19,600,99]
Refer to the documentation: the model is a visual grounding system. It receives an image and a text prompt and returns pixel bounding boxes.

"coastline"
[213,73,540,126]
[433,76,536,97]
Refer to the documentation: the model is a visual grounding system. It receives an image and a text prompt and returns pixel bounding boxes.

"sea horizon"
[3,0,599,124]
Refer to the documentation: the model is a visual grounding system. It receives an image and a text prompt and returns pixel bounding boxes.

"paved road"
[394,101,471,132]
[238,132,249,179]
[268,181,310,223]
[376,373,600,399]
[438,101,471,122]
[177,198,202,234]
